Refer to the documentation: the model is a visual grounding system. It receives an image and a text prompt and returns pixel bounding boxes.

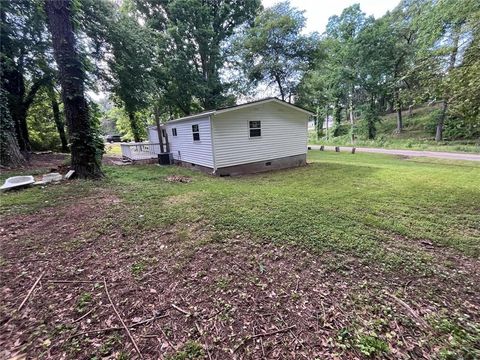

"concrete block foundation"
[174,153,307,176]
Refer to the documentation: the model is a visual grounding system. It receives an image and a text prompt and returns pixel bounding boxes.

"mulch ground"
[1,190,479,359]
[1,152,123,177]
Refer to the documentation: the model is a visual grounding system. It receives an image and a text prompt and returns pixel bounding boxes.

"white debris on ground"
[42,173,63,183]
[0,176,35,191]
[1,170,76,192]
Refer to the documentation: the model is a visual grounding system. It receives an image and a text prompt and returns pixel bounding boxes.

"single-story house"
[147,97,313,176]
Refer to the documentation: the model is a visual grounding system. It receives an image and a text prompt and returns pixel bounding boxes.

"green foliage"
[355,334,389,357]
[103,107,148,141]
[165,341,204,360]
[359,105,379,140]
[431,315,480,360]
[107,6,154,140]
[298,0,480,143]
[0,88,21,166]
[235,1,317,101]
[88,101,105,164]
[26,88,62,151]
[137,0,261,113]
[76,292,92,313]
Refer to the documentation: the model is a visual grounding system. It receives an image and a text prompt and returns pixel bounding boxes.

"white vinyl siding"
[212,102,308,168]
[164,116,214,168]
[147,127,159,143]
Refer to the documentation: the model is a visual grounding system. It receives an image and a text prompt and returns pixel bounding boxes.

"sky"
[261,0,400,34]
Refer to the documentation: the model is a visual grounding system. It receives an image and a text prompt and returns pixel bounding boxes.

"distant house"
[143,98,312,176]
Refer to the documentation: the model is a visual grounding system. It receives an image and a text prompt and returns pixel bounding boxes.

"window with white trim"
[249,121,261,137]
[161,129,167,137]
[172,128,177,136]
[192,124,200,141]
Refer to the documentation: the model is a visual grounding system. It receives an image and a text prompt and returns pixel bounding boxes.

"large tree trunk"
[436,25,460,142]
[0,89,26,167]
[3,66,30,154]
[44,0,102,178]
[3,67,51,155]
[48,87,69,152]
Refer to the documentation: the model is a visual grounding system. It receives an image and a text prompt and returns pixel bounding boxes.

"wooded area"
[1,0,479,177]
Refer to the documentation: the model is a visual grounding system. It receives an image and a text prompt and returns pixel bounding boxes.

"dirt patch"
[0,195,478,359]
[165,175,192,183]
[1,153,69,174]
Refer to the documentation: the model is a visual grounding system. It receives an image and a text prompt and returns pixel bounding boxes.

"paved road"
[308,145,480,162]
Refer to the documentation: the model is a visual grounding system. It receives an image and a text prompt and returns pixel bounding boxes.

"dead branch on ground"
[103,278,143,359]
[17,271,45,312]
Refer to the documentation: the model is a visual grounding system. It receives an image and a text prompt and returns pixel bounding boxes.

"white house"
[145,98,312,176]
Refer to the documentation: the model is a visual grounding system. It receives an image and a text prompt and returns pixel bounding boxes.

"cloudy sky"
[261,0,400,34]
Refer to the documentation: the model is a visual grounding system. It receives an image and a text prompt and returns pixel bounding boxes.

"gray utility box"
[158,153,173,165]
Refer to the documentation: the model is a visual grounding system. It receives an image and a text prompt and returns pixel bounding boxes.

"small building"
[141,98,312,176]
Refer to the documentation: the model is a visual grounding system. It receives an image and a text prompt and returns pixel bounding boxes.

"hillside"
[310,105,480,153]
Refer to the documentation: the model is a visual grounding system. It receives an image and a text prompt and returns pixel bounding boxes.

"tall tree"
[137,0,261,113]
[108,6,154,142]
[235,1,316,102]
[44,0,103,178]
[409,0,479,141]
[1,0,52,154]
[326,5,373,142]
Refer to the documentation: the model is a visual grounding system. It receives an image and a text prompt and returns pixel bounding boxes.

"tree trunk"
[44,0,102,178]
[395,90,403,133]
[48,87,69,152]
[396,106,403,133]
[325,105,329,140]
[436,25,460,142]
[153,103,165,153]
[349,91,355,144]
[3,66,30,154]
[0,89,26,167]
[128,111,142,142]
[436,100,447,142]
[315,105,323,140]
[332,100,342,137]
[275,75,285,101]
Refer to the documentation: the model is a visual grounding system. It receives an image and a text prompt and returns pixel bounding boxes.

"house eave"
[167,111,215,124]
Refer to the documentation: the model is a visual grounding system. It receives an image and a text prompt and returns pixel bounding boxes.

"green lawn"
[3,151,479,270]
[104,142,122,156]
[1,151,479,358]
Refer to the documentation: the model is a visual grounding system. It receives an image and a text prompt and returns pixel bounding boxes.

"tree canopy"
[1,0,479,174]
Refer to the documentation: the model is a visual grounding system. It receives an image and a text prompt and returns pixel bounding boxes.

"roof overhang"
[166,111,216,124]
[166,98,314,124]
[215,98,314,116]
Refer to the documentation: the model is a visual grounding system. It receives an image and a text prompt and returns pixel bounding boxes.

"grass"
[310,105,480,153]
[104,142,122,156]
[107,151,479,270]
[2,151,479,271]
[1,151,479,358]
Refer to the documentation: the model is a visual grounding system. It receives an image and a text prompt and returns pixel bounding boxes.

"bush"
[443,115,480,140]
[332,123,350,137]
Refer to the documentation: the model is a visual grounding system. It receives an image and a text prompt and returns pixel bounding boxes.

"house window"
[161,129,167,137]
[249,121,261,137]
[172,128,177,137]
[192,124,200,141]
